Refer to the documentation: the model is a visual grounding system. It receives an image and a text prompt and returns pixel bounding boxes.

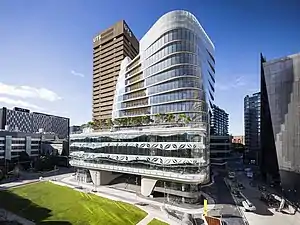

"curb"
[224,178,249,225]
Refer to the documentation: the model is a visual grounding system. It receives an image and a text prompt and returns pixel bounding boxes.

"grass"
[0,181,147,225]
[148,218,169,225]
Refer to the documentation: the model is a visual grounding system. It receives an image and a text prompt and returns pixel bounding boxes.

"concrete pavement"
[233,172,300,225]
[203,171,246,225]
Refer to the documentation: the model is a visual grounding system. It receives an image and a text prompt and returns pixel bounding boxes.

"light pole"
[135,176,138,201]
[164,181,166,205]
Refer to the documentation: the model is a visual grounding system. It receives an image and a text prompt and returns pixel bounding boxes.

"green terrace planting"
[84,113,194,130]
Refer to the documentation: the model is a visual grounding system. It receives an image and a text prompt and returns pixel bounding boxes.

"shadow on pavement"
[216,214,242,219]
[0,189,72,225]
[252,200,274,216]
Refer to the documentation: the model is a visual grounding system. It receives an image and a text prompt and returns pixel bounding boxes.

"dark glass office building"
[261,53,300,202]
[210,104,228,136]
[244,92,261,152]
[0,107,69,139]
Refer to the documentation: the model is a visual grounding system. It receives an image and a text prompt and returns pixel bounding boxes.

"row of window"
[148,77,200,95]
[122,98,148,108]
[151,101,207,114]
[144,41,199,68]
[70,147,201,158]
[146,65,200,87]
[145,28,200,59]
[122,90,146,101]
[71,134,204,143]
[144,53,200,78]
[125,81,144,92]
[149,89,205,105]
[73,159,205,173]
[126,65,141,78]
[121,108,150,117]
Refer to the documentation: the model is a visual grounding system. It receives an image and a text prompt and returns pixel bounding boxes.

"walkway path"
[60,176,215,215]
[136,214,154,225]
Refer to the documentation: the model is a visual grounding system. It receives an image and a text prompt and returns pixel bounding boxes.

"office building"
[71,10,215,204]
[261,53,300,201]
[0,107,70,139]
[93,20,139,121]
[0,131,41,163]
[244,92,261,156]
[210,104,228,135]
[209,105,231,165]
[0,130,69,176]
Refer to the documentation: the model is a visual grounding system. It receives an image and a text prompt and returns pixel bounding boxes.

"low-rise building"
[231,135,245,145]
[0,130,69,174]
[210,135,232,166]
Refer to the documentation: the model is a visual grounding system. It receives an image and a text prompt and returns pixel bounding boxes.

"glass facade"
[244,92,261,152]
[70,128,208,178]
[112,10,215,121]
[70,10,215,202]
[261,53,300,201]
[210,104,229,135]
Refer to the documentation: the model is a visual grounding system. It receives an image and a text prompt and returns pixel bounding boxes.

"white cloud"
[0,97,44,111]
[71,70,85,78]
[0,82,61,102]
[215,76,246,91]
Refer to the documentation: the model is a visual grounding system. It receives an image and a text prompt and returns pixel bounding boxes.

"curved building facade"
[70,10,215,204]
[112,10,215,123]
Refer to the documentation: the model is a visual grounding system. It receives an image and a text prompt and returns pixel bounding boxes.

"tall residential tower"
[210,104,229,136]
[244,92,261,152]
[93,21,139,121]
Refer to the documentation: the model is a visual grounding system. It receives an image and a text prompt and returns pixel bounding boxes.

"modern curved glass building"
[70,10,215,204]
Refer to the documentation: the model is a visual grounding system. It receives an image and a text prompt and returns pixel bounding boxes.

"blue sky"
[0,0,299,134]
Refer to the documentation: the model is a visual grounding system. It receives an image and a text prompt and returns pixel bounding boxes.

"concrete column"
[182,183,186,203]
[25,136,31,156]
[5,136,12,160]
[89,170,121,186]
[141,176,157,196]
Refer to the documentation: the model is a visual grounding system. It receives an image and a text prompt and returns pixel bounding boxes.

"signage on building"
[93,35,101,43]
[124,23,132,37]
[14,107,30,113]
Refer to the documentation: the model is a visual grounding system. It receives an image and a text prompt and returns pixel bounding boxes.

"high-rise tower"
[93,20,139,121]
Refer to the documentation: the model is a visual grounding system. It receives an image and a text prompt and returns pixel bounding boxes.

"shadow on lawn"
[40,222,72,225]
[0,190,72,225]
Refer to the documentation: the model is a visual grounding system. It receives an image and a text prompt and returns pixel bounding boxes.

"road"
[235,172,300,225]
[203,170,246,225]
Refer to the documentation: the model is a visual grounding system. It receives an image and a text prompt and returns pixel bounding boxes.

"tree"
[93,120,102,130]
[142,115,152,125]
[177,113,186,124]
[185,115,192,124]
[165,113,175,123]
[87,121,94,128]
[154,114,161,123]
[106,118,113,128]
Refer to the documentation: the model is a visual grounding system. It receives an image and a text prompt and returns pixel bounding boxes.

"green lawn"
[0,181,146,225]
[148,218,169,225]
